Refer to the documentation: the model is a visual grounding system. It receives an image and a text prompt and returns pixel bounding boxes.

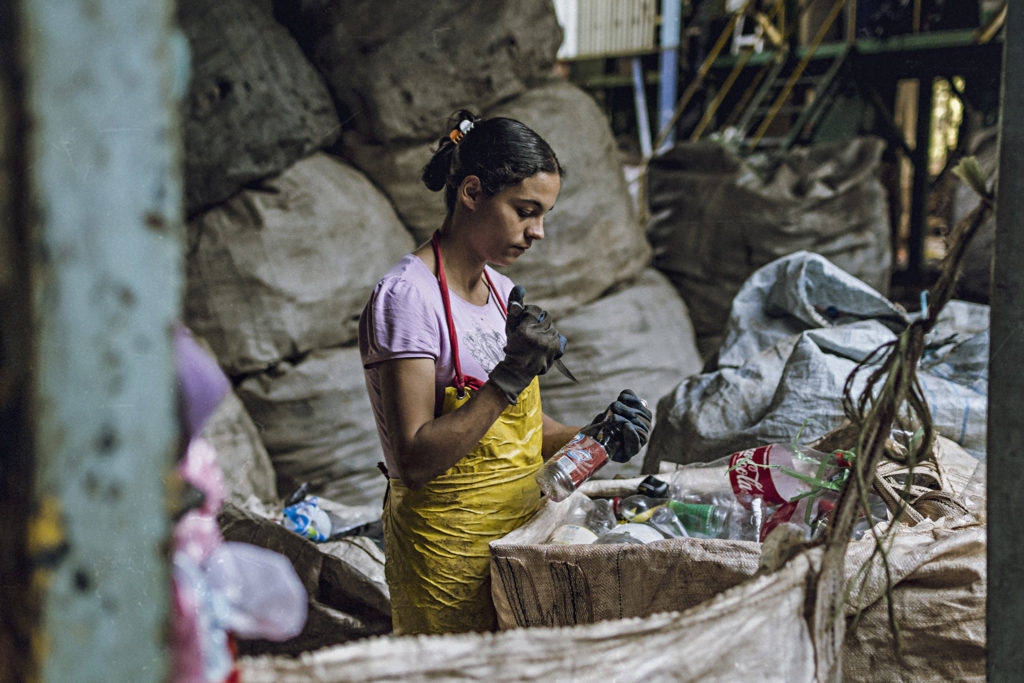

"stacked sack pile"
[175,0,705,653]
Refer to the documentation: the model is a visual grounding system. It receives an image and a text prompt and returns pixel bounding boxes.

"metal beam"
[19,0,187,679]
[988,3,1024,678]
[657,0,682,149]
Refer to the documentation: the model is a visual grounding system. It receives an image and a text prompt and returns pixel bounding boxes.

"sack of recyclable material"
[643,250,990,474]
[490,423,985,680]
[241,549,820,681]
[218,502,392,655]
[647,137,892,358]
[490,487,762,626]
[237,510,983,682]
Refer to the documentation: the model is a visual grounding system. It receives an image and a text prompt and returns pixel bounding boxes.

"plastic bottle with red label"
[726,442,846,507]
[537,414,622,502]
[725,442,846,541]
[725,442,892,541]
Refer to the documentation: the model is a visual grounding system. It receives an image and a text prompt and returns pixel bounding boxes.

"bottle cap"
[637,475,670,498]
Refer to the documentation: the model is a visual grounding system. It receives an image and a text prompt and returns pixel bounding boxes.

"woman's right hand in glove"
[488,286,566,404]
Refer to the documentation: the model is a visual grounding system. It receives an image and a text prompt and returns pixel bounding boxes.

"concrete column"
[15,0,187,679]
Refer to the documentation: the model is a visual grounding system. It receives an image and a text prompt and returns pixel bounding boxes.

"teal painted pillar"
[20,0,187,680]
[988,3,1024,679]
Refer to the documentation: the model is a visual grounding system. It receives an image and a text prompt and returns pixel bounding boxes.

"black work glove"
[591,390,653,463]
[488,286,566,405]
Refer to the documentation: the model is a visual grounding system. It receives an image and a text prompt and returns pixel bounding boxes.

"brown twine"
[809,157,994,679]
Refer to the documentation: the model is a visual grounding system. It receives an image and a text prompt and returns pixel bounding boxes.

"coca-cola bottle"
[726,442,846,510]
[726,442,892,541]
[546,495,618,545]
[537,416,622,502]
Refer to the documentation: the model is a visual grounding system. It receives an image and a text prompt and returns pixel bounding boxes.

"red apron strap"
[484,269,507,316]
[432,232,467,394]
[433,231,506,396]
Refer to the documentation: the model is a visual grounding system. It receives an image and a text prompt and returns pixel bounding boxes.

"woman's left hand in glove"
[591,389,653,463]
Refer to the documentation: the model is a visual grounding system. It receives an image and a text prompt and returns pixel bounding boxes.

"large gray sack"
[234,346,386,508]
[185,152,414,375]
[647,137,892,358]
[280,0,563,143]
[644,251,989,472]
[177,0,340,215]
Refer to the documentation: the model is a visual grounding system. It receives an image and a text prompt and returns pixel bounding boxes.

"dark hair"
[421,110,565,214]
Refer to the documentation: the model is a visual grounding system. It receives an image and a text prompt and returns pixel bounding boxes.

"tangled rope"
[809,157,995,678]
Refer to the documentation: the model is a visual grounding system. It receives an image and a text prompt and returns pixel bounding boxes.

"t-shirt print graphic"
[463,324,506,375]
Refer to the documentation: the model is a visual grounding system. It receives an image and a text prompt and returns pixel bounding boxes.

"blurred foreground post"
[1,0,186,680]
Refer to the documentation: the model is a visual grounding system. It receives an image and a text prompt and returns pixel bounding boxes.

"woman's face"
[461,171,561,267]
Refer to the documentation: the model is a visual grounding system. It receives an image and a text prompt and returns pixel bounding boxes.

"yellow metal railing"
[749,0,847,147]
[689,0,786,141]
[651,0,754,152]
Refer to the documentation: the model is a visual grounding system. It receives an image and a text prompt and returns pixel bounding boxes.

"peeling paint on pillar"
[22,0,186,680]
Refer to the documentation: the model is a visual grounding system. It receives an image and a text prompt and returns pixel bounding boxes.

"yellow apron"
[381,231,544,635]
[383,380,543,635]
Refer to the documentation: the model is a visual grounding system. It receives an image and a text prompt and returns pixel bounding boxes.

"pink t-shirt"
[358,254,514,473]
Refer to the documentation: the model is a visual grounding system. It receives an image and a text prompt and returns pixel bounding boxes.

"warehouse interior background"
[2,0,1022,680]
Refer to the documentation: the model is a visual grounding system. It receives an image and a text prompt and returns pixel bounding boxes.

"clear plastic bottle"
[546,496,618,545]
[536,417,621,502]
[759,475,889,542]
[614,494,761,541]
[594,522,664,545]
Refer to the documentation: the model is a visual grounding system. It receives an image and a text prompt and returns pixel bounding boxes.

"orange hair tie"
[448,119,474,144]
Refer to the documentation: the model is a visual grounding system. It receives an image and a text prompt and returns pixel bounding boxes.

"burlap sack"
[240,549,823,682]
[488,489,985,682]
[218,502,392,655]
[489,490,761,628]
[237,514,982,681]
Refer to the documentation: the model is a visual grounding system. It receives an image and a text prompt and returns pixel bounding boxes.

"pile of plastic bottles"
[545,477,765,546]
[545,442,890,546]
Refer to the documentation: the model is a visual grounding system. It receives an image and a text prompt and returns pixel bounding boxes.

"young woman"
[358,110,651,635]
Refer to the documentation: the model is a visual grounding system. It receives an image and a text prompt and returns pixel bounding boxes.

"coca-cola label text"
[728,445,789,508]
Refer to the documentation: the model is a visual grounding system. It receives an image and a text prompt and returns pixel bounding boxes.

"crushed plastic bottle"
[547,495,618,544]
[594,522,665,545]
